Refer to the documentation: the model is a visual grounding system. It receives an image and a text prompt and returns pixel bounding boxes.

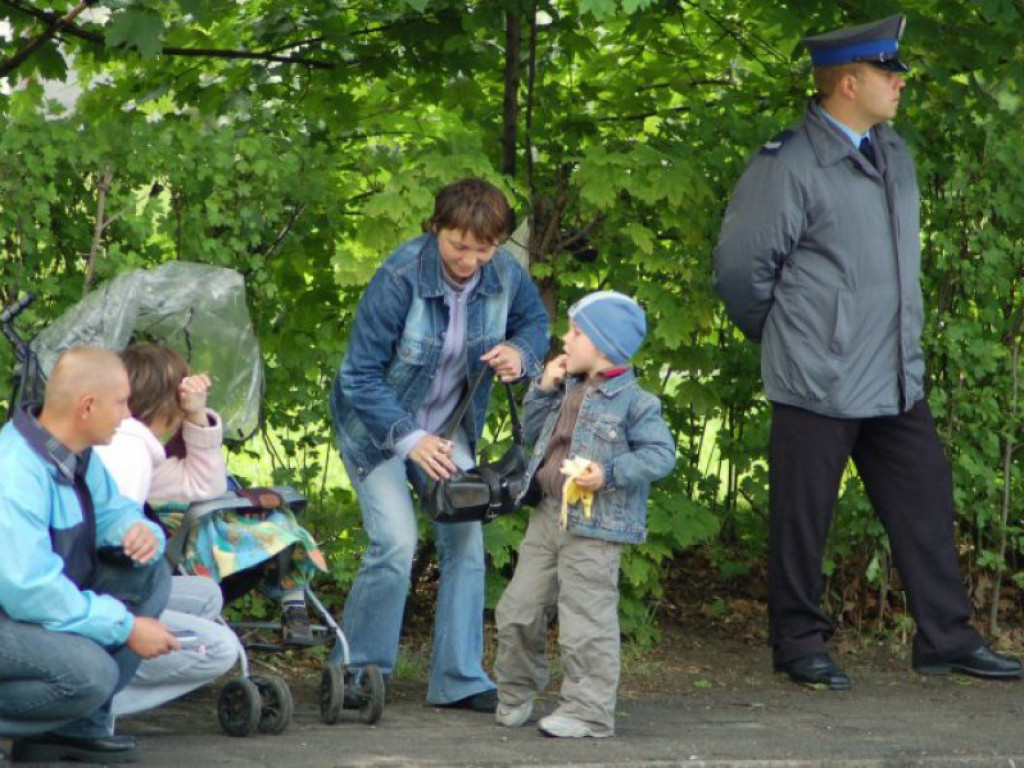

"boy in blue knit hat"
[494,290,676,738]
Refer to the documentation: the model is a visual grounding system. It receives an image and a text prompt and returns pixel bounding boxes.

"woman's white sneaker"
[537,713,610,738]
[495,699,533,727]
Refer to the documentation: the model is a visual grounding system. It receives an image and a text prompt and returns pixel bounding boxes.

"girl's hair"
[428,178,512,244]
[120,343,190,426]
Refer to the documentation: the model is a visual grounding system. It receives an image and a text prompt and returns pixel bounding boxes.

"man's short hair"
[428,178,512,245]
[44,346,125,414]
[813,62,864,99]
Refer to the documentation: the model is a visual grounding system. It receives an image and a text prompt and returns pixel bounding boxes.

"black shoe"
[774,653,852,691]
[914,644,1023,679]
[11,733,139,764]
[436,689,498,712]
[281,605,317,647]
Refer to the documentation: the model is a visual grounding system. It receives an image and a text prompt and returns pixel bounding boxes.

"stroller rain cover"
[32,262,263,442]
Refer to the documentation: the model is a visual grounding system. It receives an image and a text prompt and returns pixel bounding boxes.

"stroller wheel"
[359,664,386,725]
[320,665,344,725]
[251,674,293,735]
[217,678,261,737]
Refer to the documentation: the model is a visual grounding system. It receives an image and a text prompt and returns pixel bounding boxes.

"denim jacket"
[330,233,550,479]
[521,369,676,544]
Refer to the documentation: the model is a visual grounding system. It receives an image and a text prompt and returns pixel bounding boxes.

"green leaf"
[32,41,68,82]
[105,9,165,59]
[621,222,655,256]
[621,0,655,13]
[580,0,617,18]
[177,0,235,21]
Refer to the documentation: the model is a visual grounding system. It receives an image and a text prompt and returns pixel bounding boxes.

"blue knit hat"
[568,291,647,365]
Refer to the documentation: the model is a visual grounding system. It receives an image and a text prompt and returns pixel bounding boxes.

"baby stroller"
[0,262,385,736]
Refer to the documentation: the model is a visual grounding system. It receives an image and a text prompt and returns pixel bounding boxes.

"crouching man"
[0,346,178,763]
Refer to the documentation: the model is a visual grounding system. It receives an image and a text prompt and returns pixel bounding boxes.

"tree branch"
[0,0,336,73]
[258,203,306,261]
[84,165,112,294]
[596,104,694,122]
[680,0,785,74]
[0,0,90,79]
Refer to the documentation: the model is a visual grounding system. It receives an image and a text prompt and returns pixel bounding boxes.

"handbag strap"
[437,366,524,449]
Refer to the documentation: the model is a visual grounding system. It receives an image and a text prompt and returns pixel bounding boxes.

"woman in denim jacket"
[494,291,675,739]
[330,178,549,711]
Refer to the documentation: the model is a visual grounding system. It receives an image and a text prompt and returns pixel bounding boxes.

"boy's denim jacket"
[521,368,676,544]
[330,233,550,480]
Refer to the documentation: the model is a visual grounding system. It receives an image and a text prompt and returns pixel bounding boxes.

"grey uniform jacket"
[713,98,924,418]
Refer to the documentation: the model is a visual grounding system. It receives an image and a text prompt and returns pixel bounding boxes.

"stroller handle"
[1,292,36,361]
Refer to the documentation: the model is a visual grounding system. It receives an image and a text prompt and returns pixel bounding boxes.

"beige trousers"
[494,497,623,735]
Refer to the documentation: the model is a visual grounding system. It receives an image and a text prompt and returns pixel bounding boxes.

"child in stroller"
[2,262,387,734]
[96,342,328,648]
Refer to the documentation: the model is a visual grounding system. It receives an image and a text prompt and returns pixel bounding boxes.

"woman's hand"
[178,374,212,425]
[410,434,459,481]
[481,343,523,383]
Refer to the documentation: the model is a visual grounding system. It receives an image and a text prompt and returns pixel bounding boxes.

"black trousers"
[768,399,981,666]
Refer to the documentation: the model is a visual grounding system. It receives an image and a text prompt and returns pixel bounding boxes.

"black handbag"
[421,368,530,524]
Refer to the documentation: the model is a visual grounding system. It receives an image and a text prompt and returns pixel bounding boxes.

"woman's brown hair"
[120,343,190,427]
[428,178,512,245]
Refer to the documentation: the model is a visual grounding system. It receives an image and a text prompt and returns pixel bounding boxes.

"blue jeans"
[341,441,494,704]
[0,559,171,738]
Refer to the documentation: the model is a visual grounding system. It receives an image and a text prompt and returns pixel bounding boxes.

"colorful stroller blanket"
[155,501,328,596]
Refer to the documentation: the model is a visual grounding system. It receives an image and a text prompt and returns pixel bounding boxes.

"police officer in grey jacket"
[714,14,1021,689]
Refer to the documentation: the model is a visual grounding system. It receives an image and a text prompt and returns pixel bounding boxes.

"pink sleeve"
[148,410,229,502]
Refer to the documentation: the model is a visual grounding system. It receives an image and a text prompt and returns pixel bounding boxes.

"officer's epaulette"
[759,129,795,155]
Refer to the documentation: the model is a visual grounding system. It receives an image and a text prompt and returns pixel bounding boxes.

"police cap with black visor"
[802,13,910,73]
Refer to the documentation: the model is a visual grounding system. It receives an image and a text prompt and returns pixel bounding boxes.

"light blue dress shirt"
[820,106,871,148]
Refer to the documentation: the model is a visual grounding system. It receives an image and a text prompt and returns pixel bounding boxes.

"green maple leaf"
[580,0,617,19]
[621,0,654,12]
[105,9,165,60]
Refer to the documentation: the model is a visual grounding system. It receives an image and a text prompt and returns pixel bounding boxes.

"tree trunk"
[501,9,521,177]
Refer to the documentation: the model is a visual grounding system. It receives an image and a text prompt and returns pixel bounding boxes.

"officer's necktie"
[859,135,877,169]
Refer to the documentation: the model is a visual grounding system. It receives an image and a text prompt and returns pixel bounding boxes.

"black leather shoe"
[914,644,1023,679]
[11,733,139,763]
[774,653,852,691]
[436,689,498,712]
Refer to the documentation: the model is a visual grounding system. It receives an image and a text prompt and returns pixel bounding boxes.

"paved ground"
[6,630,1024,766]
[114,670,1024,767]
[126,639,1024,767]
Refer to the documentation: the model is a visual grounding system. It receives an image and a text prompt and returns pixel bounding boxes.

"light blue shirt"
[820,106,871,148]
[0,414,164,647]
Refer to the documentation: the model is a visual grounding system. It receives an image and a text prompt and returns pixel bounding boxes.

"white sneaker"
[495,699,533,727]
[537,713,610,738]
